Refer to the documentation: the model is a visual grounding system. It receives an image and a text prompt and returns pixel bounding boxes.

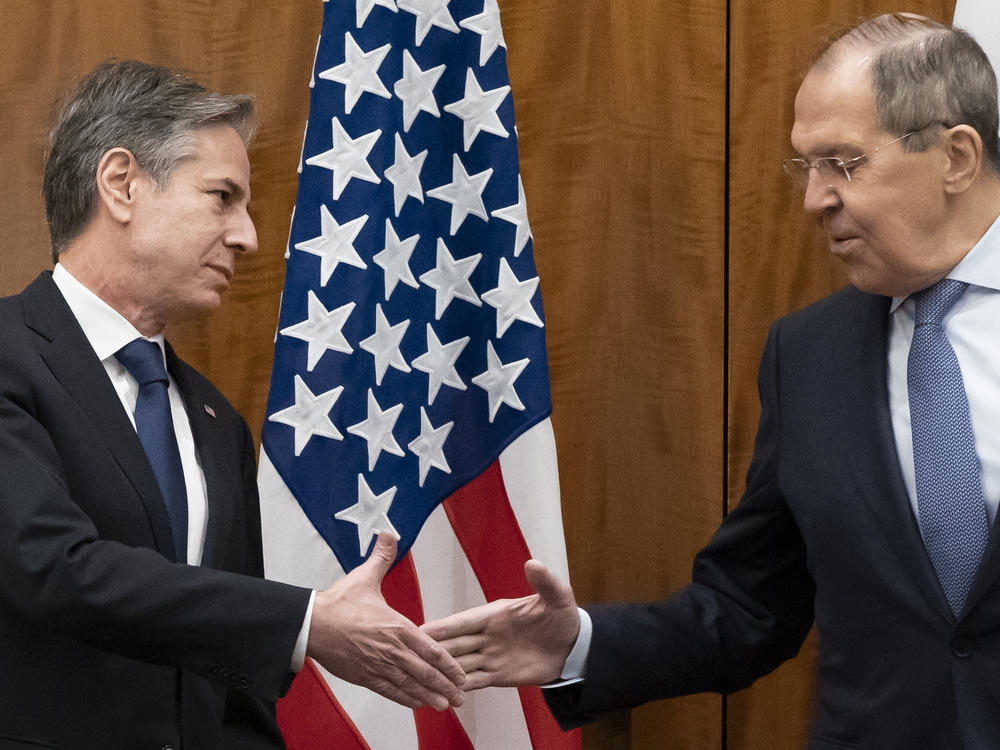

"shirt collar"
[51,263,166,362]
[889,212,1000,313]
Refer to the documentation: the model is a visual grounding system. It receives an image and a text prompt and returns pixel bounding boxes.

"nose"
[801,169,842,215]
[228,208,259,254]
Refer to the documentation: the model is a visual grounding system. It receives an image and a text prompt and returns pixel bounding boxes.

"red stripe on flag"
[278,660,371,750]
[443,460,581,750]
[381,550,427,624]
[383,553,475,750]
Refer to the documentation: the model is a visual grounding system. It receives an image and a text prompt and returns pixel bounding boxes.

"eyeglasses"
[783,130,917,190]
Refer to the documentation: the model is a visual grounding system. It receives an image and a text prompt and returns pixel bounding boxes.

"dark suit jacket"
[0,273,312,750]
[546,286,1000,749]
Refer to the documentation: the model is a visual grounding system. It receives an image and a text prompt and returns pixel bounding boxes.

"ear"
[941,125,983,195]
[94,148,144,224]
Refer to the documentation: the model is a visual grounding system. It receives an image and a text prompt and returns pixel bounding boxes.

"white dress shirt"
[888,214,1000,525]
[52,264,211,564]
[51,263,312,670]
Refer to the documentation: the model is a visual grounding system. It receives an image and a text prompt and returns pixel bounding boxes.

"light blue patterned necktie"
[116,339,188,564]
[908,278,989,617]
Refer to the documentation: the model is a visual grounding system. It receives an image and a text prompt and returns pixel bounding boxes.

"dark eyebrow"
[211,177,252,207]
[803,142,864,159]
[219,178,246,198]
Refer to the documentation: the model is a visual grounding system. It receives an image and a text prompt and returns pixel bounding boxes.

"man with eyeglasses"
[422,12,1000,748]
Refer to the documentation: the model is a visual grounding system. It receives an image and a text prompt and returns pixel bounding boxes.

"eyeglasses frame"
[782,124,946,190]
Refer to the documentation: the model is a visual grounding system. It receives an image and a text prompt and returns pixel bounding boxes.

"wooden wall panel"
[503,2,728,747]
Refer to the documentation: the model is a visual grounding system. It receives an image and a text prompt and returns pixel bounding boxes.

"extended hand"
[421,560,580,689]
[306,531,465,711]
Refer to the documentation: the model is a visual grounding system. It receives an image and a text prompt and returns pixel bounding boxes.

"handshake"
[305,531,581,711]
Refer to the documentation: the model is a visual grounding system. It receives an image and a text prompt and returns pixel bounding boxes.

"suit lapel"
[21,273,179,561]
[166,347,233,570]
[834,290,954,621]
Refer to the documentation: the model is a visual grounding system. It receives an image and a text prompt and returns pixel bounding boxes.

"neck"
[59,242,166,337]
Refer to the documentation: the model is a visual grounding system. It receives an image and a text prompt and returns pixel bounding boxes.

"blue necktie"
[908,278,989,616]
[116,339,188,564]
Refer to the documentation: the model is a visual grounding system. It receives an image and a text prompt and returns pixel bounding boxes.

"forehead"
[175,125,251,189]
[790,53,882,156]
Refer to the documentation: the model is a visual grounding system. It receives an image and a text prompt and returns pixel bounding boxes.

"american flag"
[257,1,579,748]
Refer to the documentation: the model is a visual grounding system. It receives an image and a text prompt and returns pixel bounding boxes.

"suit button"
[952,636,973,658]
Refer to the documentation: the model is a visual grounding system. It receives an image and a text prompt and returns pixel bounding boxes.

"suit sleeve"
[545,320,816,728]
[0,345,312,703]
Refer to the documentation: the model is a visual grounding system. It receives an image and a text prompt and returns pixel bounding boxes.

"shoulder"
[771,285,888,345]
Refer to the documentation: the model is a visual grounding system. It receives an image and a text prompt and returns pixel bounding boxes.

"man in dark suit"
[0,59,464,749]
[423,13,1000,749]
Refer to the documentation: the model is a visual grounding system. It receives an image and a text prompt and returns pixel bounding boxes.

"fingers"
[376,629,465,710]
[363,665,456,711]
[399,624,466,687]
[421,603,494,641]
[428,632,486,659]
[456,670,500,692]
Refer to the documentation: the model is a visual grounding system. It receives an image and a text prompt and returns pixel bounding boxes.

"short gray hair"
[813,13,999,170]
[43,59,257,261]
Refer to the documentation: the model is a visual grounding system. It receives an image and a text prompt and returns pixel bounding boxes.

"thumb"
[359,530,399,584]
[524,559,574,607]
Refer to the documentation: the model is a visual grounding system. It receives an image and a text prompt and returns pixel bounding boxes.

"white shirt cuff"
[291,590,316,672]
[542,607,591,688]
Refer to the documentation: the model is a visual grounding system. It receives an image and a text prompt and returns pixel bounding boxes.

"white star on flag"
[408,407,453,486]
[305,117,381,200]
[419,237,482,319]
[459,0,507,66]
[394,49,445,132]
[355,0,397,28]
[443,67,510,151]
[411,323,469,404]
[318,33,391,114]
[384,132,427,216]
[293,204,368,287]
[334,474,400,554]
[373,217,420,299]
[491,174,532,257]
[360,303,412,384]
[472,340,529,422]
[482,257,543,338]
[397,0,458,46]
[267,374,344,456]
[279,290,356,371]
[426,153,492,234]
[347,389,405,471]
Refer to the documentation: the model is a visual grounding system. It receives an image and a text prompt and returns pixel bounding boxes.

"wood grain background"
[0,1,956,746]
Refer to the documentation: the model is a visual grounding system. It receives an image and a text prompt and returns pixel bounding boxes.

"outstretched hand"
[421,559,580,690]
[306,531,465,711]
